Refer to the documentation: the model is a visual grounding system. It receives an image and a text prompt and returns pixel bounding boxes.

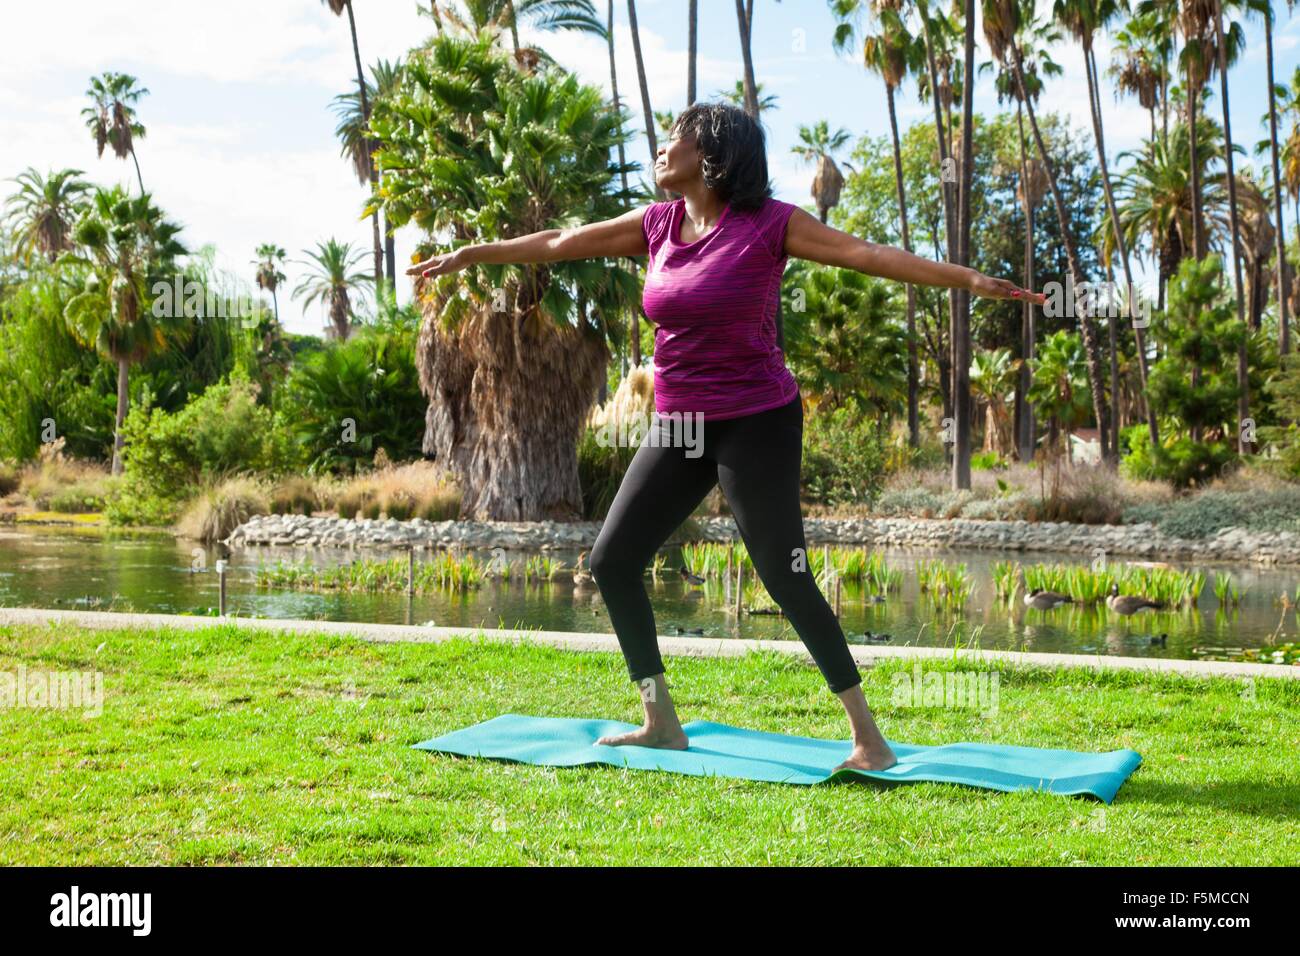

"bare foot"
[834,742,898,773]
[595,725,689,750]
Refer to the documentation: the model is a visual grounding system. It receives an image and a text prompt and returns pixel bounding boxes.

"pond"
[2,525,1296,662]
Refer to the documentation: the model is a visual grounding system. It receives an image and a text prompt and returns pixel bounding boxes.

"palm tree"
[1109,11,1174,152]
[459,0,606,61]
[950,0,977,489]
[3,167,91,264]
[1056,0,1159,459]
[61,186,188,474]
[1255,0,1295,354]
[985,0,1112,463]
[970,347,1019,454]
[320,0,383,287]
[253,244,287,323]
[626,0,664,200]
[606,0,640,369]
[979,9,1059,462]
[81,72,148,194]
[374,32,642,519]
[832,2,922,449]
[293,238,373,341]
[716,79,780,113]
[782,259,909,422]
[1207,0,1252,452]
[791,121,852,223]
[687,0,699,105]
[735,0,759,117]
[1028,329,1092,466]
[331,57,405,287]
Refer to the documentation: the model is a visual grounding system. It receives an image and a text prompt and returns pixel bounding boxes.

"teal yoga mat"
[414,713,1142,803]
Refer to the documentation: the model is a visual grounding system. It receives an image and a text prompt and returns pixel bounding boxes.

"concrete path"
[2,607,1294,681]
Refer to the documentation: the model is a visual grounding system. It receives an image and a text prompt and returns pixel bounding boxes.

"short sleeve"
[753,198,799,259]
[641,200,674,258]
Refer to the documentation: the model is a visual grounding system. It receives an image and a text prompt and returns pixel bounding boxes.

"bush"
[109,378,299,524]
[576,425,639,520]
[801,405,888,507]
[0,463,20,497]
[332,461,461,522]
[874,487,943,517]
[176,477,270,542]
[1123,485,1300,539]
[268,476,322,516]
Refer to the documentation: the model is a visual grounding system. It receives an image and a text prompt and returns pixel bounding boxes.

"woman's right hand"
[406,247,468,279]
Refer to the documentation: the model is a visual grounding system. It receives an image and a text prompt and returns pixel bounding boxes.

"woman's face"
[654,128,701,192]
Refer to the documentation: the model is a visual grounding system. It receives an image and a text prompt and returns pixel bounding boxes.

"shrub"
[0,463,20,497]
[874,487,943,517]
[268,476,321,515]
[576,425,639,520]
[177,477,271,542]
[332,461,461,522]
[110,378,299,524]
[801,405,888,507]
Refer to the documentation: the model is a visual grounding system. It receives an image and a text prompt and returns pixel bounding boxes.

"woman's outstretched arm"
[406,206,650,278]
[784,206,1046,303]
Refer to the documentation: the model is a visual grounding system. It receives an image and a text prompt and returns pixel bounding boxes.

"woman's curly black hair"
[668,102,772,212]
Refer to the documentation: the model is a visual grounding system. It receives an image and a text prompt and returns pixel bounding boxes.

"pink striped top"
[641,196,801,421]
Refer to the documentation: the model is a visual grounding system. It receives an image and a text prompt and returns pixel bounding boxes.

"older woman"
[409,102,1043,772]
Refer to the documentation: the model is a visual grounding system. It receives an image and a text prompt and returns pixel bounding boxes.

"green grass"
[1,622,1297,865]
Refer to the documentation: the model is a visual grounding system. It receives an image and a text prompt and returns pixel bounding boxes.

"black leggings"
[587,394,862,694]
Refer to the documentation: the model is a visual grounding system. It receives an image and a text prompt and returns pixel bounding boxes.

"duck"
[572,551,593,586]
[1107,582,1165,615]
[865,594,886,605]
[1146,633,1168,647]
[863,630,892,643]
[679,566,706,586]
[1024,588,1073,610]
[671,625,705,635]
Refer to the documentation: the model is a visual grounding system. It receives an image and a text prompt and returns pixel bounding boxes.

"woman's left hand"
[967,270,1046,304]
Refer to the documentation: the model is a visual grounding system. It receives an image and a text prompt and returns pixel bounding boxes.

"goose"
[1024,588,1073,610]
[679,566,706,586]
[572,551,593,586]
[1107,583,1165,615]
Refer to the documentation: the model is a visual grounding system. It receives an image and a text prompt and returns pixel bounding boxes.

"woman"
[409,102,1044,773]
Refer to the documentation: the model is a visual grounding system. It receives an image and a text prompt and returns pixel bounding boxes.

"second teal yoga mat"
[414,714,1142,803]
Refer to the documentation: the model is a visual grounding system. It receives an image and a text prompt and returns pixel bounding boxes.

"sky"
[2,0,1298,336]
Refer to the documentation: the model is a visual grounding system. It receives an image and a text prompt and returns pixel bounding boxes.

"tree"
[61,186,188,474]
[606,0,642,370]
[3,167,91,264]
[253,243,287,323]
[320,0,384,286]
[791,120,852,223]
[331,58,405,286]
[1028,329,1091,464]
[782,259,908,422]
[1058,0,1160,457]
[81,72,148,195]
[372,31,642,519]
[986,0,1112,463]
[292,238,373,341]
[970,347,1019,454]
[626,0,664,200]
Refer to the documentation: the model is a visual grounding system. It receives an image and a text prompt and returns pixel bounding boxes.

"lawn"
[1,620,1296,865]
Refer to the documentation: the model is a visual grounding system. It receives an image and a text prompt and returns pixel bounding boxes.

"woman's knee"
[588,539,635,583]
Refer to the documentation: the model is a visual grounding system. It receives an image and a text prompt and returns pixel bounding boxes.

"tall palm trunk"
[1084,41,1158,453]
[1211,0,1250,452]
[687,0,698,105]
[626,0,663,201]
[1009,39,1111,460]
[112,357,129,476]
[504,0,522,53]
[952,0,976,490]
[886,81,919,448]
[1015,104,1037,462]
[1265,3,1291,355]
[734,0,758,117]
[343,0,383,286]
[608,0,640,369]
[918,4,962,460]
